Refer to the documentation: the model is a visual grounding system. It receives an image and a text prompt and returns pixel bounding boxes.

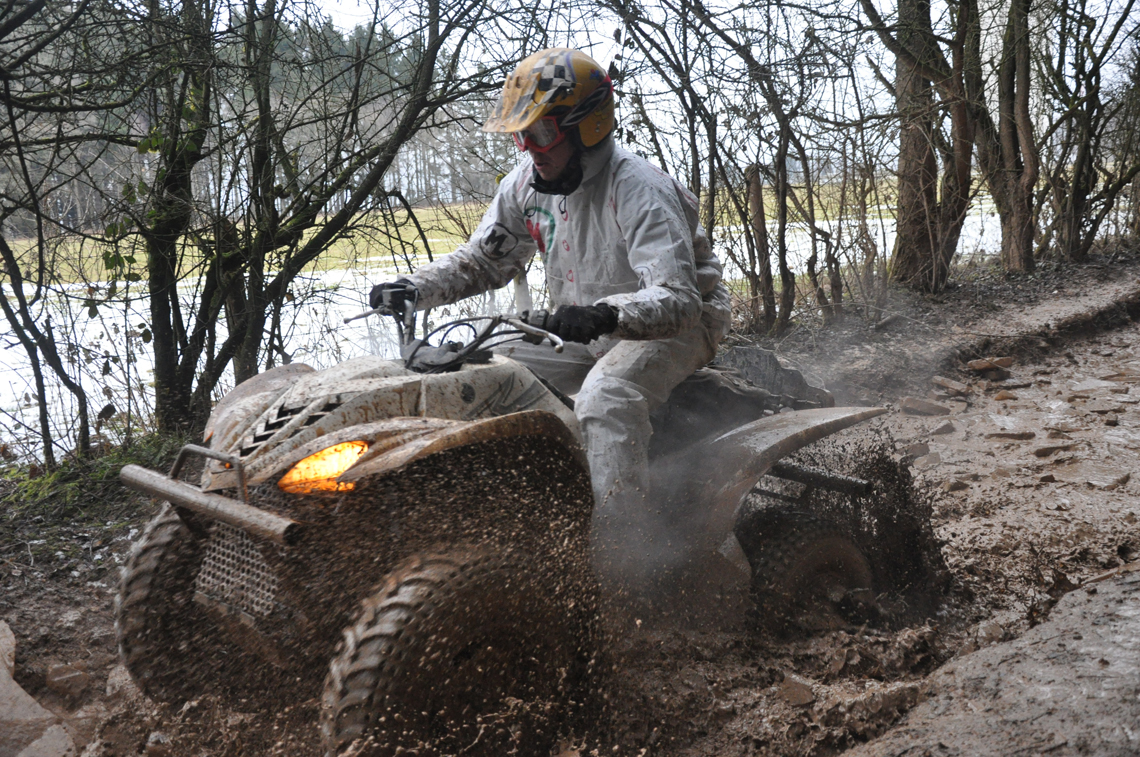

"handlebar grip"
[521,309,550,330]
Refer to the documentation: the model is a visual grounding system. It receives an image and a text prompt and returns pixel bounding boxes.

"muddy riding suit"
[374,49,731,591]
[404,138,730,586]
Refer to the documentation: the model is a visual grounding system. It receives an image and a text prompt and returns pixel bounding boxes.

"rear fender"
[665,406,887,552]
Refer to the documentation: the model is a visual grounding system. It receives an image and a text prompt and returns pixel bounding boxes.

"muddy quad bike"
[115,307,890,756]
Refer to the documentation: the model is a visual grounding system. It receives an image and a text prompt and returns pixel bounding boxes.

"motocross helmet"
[483,48,615,150]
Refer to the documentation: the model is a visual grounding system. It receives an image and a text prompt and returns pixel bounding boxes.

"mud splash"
[736,432,950,634]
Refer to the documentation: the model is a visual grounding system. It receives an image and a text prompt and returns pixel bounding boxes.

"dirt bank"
[3,250,1140,756]
[843,570,1140,757]
[761,246,1140,406]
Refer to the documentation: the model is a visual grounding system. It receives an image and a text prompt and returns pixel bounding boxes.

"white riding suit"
[404,136,732,588]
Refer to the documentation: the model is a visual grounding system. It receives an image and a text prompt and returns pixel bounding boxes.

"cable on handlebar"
[400,315,557,374]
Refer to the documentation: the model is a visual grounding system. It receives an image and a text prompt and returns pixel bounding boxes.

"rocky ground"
[3,248,1140,756]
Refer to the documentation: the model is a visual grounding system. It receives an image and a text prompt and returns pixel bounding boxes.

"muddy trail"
[4,250,1140,756]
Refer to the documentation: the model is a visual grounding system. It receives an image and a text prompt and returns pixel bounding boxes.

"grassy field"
[5,181,976,289]
[4,202,492,287]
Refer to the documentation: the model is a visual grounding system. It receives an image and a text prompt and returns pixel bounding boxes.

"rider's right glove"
[368,280,417,317]
[547,303,618,344]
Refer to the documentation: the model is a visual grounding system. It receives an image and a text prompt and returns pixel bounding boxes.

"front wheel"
[320,547,594,757]
[116,505,212,702]
[115,505,287,706]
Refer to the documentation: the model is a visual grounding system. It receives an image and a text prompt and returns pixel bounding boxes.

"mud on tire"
[115,505,284,705]
[736,506,876,633]
[736,434,949,634]
[321,547,594,757]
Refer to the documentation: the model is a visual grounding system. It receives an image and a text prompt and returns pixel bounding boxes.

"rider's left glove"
[547,303,618,344]
[369,280,417,317]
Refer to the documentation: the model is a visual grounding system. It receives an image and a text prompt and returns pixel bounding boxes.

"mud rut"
[5,260,1140,757]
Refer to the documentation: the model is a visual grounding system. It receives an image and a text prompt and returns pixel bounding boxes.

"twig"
[1083,559,1140,586]
[873,313,902,330]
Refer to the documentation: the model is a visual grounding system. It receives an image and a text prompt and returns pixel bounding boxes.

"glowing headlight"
[278,441,368,494]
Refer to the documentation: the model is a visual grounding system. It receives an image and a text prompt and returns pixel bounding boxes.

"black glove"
[547,304,618,344]
[369,280,417,316]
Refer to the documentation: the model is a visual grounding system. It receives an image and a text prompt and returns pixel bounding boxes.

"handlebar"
[343,306,564,373]
[343,307,385,324]
[504,315,564,353]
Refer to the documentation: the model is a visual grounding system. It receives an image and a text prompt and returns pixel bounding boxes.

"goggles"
[512,117,566,153]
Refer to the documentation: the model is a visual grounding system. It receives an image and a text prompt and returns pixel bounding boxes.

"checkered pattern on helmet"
[537,59,574,93]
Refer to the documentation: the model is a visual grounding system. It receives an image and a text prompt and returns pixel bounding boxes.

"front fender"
[235,417,453,489]
[339,410,587,484]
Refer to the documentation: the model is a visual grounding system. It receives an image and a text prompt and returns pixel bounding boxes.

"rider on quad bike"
[371,47,732,594]
[111,47,944,757]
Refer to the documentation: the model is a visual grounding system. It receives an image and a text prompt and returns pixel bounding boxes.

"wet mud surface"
[4,252,1140,755]
[843,571,1140,757]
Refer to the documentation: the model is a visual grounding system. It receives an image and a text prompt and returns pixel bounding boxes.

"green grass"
[703,177,905,229]
[0,432,188,566]
[310,201,487,273]
[4,202,493,286]
[6,181,993,288]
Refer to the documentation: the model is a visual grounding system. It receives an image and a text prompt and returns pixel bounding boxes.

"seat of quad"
[649,364,833,458]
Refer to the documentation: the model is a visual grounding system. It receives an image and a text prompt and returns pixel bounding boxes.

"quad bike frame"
[115,313,890,755]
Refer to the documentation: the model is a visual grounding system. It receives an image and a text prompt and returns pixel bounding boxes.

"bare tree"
[978,0,1038,271]
[115,0,522,432]
[1111,44,1140,239]
[744,164,776,332]
[1036,0,1140,261]
[606,0,908,334]
[0,0,156,463]
[859,0,980,290]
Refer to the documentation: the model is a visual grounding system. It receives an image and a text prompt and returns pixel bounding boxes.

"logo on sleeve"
[479,223,518,260]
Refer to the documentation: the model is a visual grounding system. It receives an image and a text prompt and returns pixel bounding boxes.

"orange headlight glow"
[277,441,368,494]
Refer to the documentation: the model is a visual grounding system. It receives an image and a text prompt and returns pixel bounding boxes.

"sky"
[317,0,623,63]
[320,0,373,31]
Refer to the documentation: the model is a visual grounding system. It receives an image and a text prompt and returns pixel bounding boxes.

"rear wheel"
[736,504,876,634]
[320,547,593,757]
[738,439,949,633]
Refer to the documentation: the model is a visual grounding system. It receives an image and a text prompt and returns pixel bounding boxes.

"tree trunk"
[1001,0,1036,272]
[1002,191,1036,271]
[775,128,795,336]
[703,114,717,237]
[746,164,777,332]
[890,0,940,290]
[974,0,1037,272]
[861,0,980,291]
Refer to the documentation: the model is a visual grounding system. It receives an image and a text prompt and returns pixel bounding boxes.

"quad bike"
[115,307,905,756]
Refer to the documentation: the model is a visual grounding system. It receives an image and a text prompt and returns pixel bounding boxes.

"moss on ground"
[0,433,187,566]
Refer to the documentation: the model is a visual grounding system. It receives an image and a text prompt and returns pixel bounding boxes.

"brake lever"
[505,316,564,353]
[342,305,415,327]
[344,285,419,329]
[343,307,382,324]
[342,306,418,349]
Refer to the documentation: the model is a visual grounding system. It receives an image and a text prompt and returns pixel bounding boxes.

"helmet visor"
[512,117,565,153]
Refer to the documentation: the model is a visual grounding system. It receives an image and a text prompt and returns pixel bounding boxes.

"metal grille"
[194,523,279,618]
